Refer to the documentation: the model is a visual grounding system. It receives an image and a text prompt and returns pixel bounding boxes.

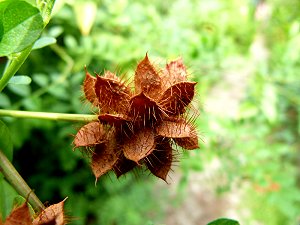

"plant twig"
[0,110,98,122]
[0,150,45,211]
[0,46,32,92]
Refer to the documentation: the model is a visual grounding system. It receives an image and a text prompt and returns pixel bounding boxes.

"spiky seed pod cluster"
[74,54,199,182]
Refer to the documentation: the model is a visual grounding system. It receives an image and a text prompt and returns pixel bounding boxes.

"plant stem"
[0,109,98,122]
[0,46,32,92]
[0,150,45,211]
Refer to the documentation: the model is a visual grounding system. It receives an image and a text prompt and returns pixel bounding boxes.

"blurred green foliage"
[1,0,300,224]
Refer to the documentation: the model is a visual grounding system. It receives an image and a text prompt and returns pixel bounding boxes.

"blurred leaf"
[207,218,240,225]
[7,83,31,96]
[73,1,97,35]
[0,93,11,107]
[298,106,300,135]
[8,75,32,85]
[0,178,18,220]
[32,73,49,87]
[261,83,278,123]
[47,85,69,100]
[48,26,63,37]
[0,0,44,56]
[0,120,13,161]
[32,36,56,50]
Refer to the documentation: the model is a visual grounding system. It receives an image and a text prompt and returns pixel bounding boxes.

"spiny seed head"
[74,54,200,182]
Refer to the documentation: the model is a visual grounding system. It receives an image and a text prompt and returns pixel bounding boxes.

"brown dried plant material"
[113,155,137,178]
[156,120,199,149]
[103,70,120,81]
[32,199,67,225]
[123,128,155,164]
[98,114,129,127]
[159,81,196,115]
[129,92,162,126]
[146,140,173,181]
[4,202,31,225]
[83,72,98,107]
[73,122,106,148]
[95,75,131,114]
[134,54,162,99]
[161,58,188,90]
[91,129,119,179]
[75,54,200,182]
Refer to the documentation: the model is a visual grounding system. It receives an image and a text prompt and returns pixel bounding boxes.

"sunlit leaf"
[207,218,240,225]
[0,0,44,56]
[8,75,31,85]
[32,36,56,50]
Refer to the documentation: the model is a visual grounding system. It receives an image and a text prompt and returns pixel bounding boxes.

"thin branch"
[0,150,45,211]
[0,109,98,122]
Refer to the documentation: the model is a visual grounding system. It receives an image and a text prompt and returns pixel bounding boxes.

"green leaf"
[0,0,44,56]
[32,73,49,87]
[261,83,277,123]
[0,120,13,161]
[0,92,11,107]
[0,178,18,220]
[32,36,56,50]
[207,218,240,225]
[7,83,31,96]
[8,75,32,85]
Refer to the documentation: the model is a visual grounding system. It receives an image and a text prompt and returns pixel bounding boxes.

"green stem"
[0,46,32,92]
[0,150,45,211]
[0,109,98,122]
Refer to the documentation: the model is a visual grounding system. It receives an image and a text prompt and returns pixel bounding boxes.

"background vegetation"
[1,0,300,224]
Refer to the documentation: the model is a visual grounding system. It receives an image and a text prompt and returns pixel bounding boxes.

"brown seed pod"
[113,154,137,178]
[83,71,99,107]
[91,130,119,179]
[156,119,199,150]
[123,128,155,164]
[161,58,188,90]
[159,81,197,115]
[76,54,200,182]
[33,198,67,225]
[134,54,162,99]
[146,139,173,182]
[129,92,162,127]
[4,202,31,225]
[73,122,106,148]
[95,75,131,114]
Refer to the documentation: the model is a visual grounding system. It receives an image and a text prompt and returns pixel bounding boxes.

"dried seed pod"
[95,75,131,114]
[73,122,106,148]
[103,70,120,81]
[91,130,119,179]
[123,128,155,164]
[113,155,137,178]
[129,92,163,127]
[98,114,129,127]
[156,120,198,150]
[134,54,162,99]
[159,81,196,115]
[4,202,31,225]
[33,199,67,225]
[83,72,99,107]
[161,58,187,90]
[77,54,200,182]
[146,139,173,182]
